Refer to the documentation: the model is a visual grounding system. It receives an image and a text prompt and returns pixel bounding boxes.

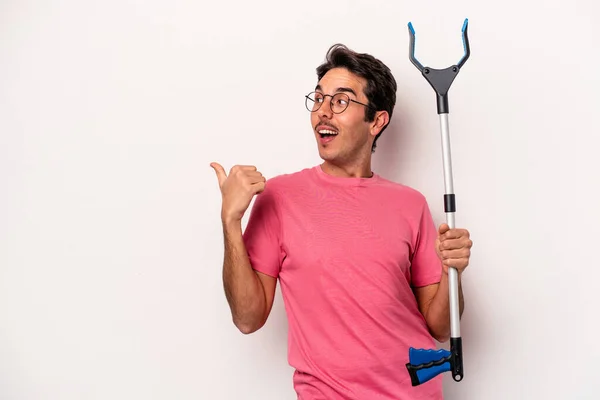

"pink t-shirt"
[243,165,444,399]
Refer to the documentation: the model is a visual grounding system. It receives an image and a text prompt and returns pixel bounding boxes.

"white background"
[1,0,599,399]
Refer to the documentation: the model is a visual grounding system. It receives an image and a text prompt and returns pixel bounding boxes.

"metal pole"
[439,113,461,340]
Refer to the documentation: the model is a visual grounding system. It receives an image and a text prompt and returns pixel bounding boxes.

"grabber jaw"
[407,22,424,72]
[457,18,471,69]
[406,18,471,114]
[405,338,463,386]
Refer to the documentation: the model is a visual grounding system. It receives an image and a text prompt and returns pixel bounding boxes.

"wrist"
[222,215,242,230]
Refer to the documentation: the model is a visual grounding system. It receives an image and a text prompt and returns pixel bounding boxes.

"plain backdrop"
[1,0,599,399]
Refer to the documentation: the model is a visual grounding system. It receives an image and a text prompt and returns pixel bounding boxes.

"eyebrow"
[315,84,358,97]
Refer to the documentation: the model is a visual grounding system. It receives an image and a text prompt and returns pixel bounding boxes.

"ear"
[369,111,390,137]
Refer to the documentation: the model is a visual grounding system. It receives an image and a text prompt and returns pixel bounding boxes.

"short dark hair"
[316,44,397,152]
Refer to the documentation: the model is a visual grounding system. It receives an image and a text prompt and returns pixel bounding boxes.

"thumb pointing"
[210,162,227,187]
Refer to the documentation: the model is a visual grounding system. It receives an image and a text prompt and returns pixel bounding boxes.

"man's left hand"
[435,223,473,274]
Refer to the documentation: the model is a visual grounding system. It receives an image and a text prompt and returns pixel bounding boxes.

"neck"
[320,160,373,178]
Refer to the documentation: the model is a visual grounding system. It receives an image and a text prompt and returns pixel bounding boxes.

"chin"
[317,146,335,161]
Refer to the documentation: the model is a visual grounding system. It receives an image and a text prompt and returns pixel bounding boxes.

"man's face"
[310,67,375,164]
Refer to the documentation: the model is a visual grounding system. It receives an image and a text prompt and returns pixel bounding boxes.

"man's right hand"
[210,162,266,223]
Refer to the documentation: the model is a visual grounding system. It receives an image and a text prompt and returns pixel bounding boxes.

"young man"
[211,44,473,399]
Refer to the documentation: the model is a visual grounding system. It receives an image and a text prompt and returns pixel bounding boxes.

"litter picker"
[404,18,471,386]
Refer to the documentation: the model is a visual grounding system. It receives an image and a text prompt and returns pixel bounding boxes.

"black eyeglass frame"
[304,91,373,114]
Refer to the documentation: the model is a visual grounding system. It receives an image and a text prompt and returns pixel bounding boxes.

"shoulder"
[262,166,315,193]
[375,175,429,207]
[248,167,313,211]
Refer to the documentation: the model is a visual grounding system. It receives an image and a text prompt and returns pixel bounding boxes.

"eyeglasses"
[305,91,371,114]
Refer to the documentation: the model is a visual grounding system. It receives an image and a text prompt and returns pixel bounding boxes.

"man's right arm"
[210,162,277,335]
[222,218,277,334]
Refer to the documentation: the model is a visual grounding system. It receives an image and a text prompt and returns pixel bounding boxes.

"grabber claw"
[408,18,470,114]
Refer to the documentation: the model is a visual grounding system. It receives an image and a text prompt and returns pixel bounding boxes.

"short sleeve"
[410,199,443,287]
[242,184,285,278]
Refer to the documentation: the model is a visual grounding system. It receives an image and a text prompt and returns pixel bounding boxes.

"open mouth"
[317,128,338,139]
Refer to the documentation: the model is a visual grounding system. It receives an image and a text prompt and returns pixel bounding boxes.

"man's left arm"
[414,223,472,343]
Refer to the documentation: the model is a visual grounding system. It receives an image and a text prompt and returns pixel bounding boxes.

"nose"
[318,97,334,119]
